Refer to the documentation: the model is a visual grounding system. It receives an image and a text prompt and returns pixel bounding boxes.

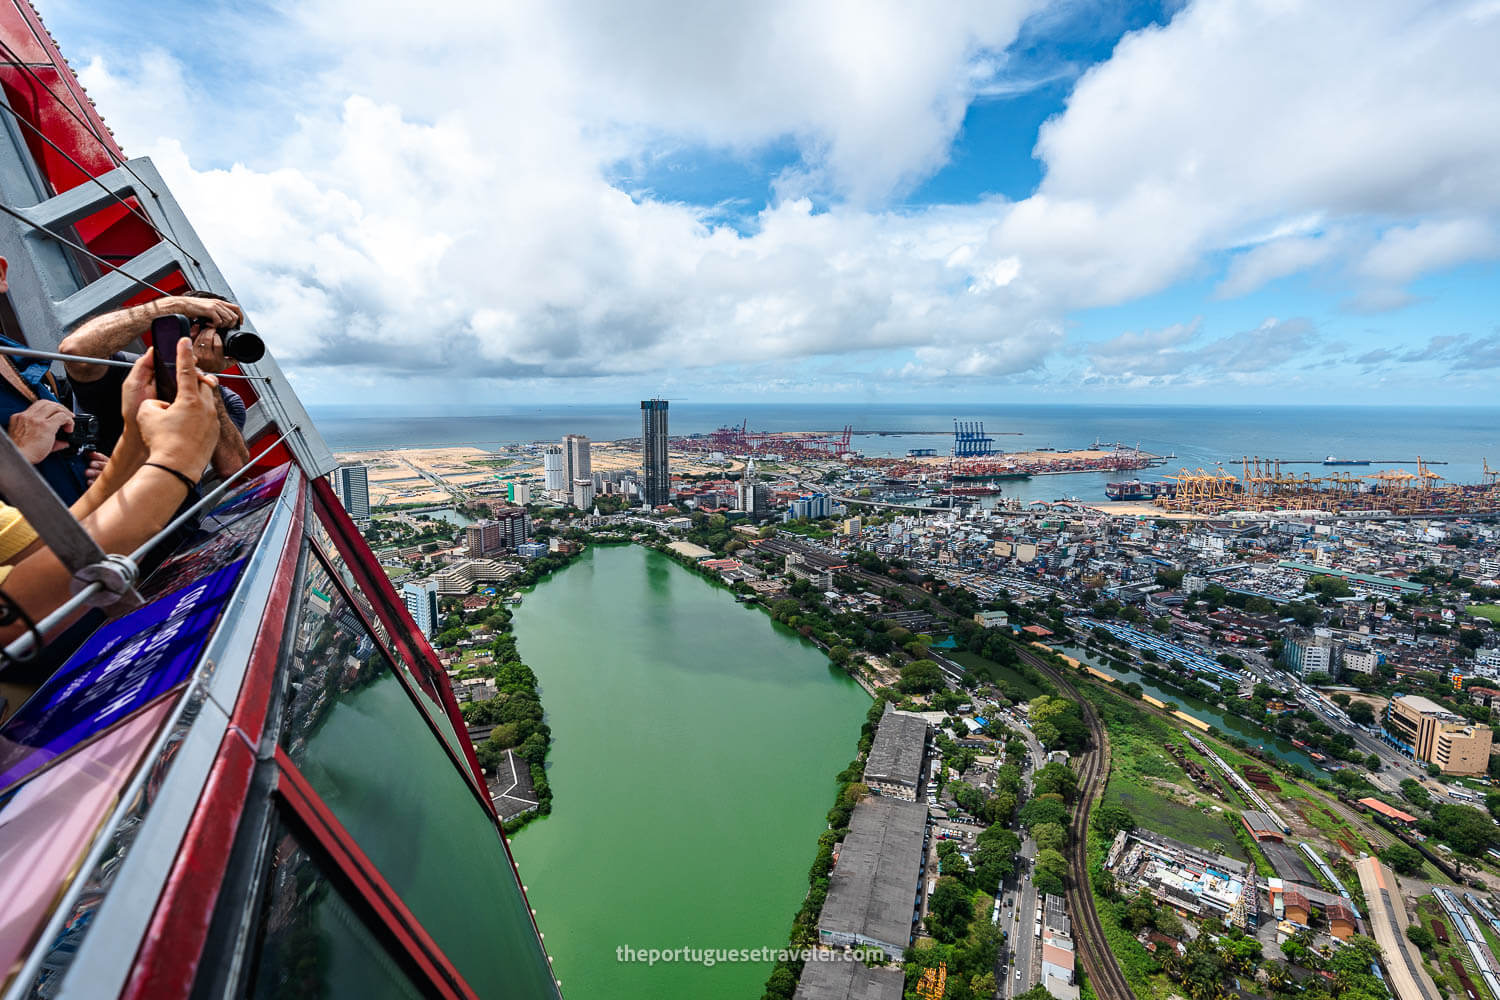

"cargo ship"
[1323,456,1371,465]
[1105,480,1177,501]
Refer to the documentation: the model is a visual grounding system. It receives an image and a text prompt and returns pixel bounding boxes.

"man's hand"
[82,451,108,484]
[172,296,242,331]
[134,338,220,479]
[121,349,155,442]
[7,400,74,463]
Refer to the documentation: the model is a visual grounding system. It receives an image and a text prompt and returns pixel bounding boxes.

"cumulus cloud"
[64,0,1500,399]
[1086,317,1316,381]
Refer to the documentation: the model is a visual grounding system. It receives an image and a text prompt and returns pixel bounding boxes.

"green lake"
[509,544,870,998]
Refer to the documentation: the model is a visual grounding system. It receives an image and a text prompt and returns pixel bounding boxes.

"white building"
[401,579,439,638]
[562,434,592,501]
[543,447,566,494]
[1342,646,1379,675]
[572,478,596,509]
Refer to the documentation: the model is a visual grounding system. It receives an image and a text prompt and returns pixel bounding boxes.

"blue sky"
[44,0,1500,406]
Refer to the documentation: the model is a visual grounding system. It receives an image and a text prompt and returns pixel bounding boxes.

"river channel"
[1055,643,1325,773]
[509,544,870,998]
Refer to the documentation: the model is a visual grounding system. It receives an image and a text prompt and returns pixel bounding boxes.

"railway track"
[1017,647,1136,1000]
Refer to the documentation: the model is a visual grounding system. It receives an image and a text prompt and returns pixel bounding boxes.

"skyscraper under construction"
[641,398,670,506]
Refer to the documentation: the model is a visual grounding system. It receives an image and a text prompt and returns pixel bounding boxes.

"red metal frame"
[273,747,479,1000]
[119,473,305,1000]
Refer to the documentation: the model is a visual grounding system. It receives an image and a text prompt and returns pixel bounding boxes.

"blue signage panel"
[0,558,248,795]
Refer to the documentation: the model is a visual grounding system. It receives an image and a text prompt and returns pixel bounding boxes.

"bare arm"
[209,391,250,477]
[0,339,220,644]
[59,296,242,383]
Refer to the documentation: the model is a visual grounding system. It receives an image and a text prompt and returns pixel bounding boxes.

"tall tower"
[641,399,670,507]
[562,434,592,497]
[331,464,370,525]
[543,446,566,493]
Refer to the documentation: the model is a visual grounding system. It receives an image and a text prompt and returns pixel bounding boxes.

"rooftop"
[862,708,928,789]
[793,960,904,1000]
[819,797,928,951]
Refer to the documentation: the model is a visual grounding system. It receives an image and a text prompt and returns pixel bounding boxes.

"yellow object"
[0,503,38,566]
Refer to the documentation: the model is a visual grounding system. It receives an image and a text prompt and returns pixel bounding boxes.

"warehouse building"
[862,706,930,800]
[793,960,903,1000]
[818,798,930,958]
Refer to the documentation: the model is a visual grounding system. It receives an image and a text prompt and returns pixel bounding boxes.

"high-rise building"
[508,481,531,505]
[466,507,530,556]
[401,578,440,638]
[641,398,670,507]
[543,446,566,493]
[331,464,370,525]
[737,458,761,514]
[562,434,592,503]
[572,478,596,509]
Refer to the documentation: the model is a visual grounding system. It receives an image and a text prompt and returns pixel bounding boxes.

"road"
[995,711,1046,998]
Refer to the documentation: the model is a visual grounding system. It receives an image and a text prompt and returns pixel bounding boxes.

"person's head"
[184,289,236,374]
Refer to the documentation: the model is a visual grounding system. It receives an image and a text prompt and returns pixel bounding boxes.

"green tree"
[1406,923,1435,950]
[1433,803,1499,855]
[898,659,944,693]
[1033,848,1068,896]
[1033,822,1066,853]
[1379,842,1423,875]
[1092,803,1136,838]
[1033,761,1079,802]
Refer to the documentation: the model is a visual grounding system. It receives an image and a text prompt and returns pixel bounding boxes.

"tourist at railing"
[0,340,221,720]
[0,255,91,505]
[60,290,250,479]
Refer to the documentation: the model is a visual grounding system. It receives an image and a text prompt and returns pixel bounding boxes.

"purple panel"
[0,559,246,794]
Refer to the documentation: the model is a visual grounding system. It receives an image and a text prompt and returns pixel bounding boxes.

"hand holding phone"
[150,313,193,403]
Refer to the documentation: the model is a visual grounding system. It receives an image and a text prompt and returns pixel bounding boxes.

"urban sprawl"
[337,403,1500,1000]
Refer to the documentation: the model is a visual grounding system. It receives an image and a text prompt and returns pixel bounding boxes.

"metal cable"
[0,424,297,665]
[0,198,171,298]
[0,344,272,381]
[0,31,159,197]
[0,94,200,266]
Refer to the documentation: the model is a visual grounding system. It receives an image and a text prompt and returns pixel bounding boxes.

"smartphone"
[150,313,192,403]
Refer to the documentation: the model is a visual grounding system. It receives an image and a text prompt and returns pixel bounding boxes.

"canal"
[1055,644,1326,773]
[509,544,870,999]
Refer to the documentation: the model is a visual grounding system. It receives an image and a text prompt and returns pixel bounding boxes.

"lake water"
[508,545,870,998]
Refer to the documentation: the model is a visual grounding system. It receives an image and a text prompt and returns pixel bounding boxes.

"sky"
[39,0,1500,407]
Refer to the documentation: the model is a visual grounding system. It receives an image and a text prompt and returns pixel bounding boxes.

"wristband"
[142,462,197,491]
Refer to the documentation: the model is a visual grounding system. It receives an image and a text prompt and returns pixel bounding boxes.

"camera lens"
[223,330,265,363]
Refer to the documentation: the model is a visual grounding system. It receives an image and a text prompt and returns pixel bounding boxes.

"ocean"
[307,403,1500,505]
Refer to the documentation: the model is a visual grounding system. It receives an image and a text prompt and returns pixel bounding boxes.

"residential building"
[543,447,566,494]
[429,559,521,595]
[331,464,370,525]
[1343,646,1379,675]
[641,399,671,506]
[1385,693,1494,775]
[862,706,928,800]
[816,797,928,958]
[1282,630,1339,678]
[401,578,439,638]
[1041,895,1080,1000]
[737,459,768,514]
[572,478,596,509]
[466,508,530,556]
[1477,647,1500,670]
[508,481,531,505]
[562,434,592,502]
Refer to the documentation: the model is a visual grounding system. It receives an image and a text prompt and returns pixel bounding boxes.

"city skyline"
[47,1,1500,407]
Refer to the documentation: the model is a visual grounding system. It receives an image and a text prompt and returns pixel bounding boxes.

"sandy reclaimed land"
[1083,500,1206,520]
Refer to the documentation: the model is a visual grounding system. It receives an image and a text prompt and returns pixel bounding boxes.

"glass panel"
[250,822,424,1000]
[0,696,174,994]
[0,558,246,794]
[279,556,555,999]
[307,506,466,761]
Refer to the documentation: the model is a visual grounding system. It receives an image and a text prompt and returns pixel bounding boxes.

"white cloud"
[62,0,1500,400]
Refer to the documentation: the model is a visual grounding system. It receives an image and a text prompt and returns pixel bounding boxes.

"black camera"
[223,329,265,364]
[57,412,98,454]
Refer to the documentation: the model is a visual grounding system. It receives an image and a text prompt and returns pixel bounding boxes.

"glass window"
[278,556,555,999]
[307,508,467,761]
[250,823,425,1000]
